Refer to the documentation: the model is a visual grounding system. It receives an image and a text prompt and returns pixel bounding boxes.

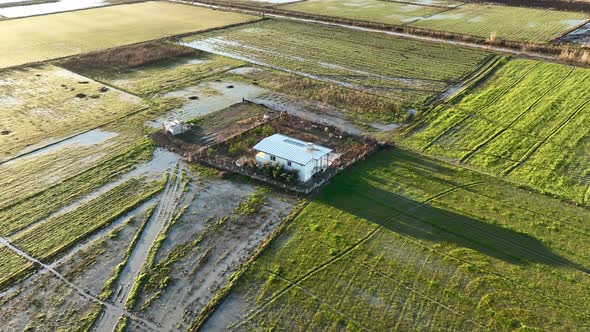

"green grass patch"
[0,64,146,160]
[181,19,490,122]
[220,148,590,331]
[402,58,590,206]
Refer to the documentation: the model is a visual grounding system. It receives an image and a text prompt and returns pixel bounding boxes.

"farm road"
[0,236,160,331]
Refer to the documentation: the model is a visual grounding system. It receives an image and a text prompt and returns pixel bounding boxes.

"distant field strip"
[0,1,258,68]
[181,19,490,106]
[282,0,588,42]
[219,149,590,331]
[403,58,590,205]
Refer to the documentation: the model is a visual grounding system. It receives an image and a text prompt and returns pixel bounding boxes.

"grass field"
[0,1,258,68]
[181,19,491,122]
[0,64,146,160]
[283,0,588,42]
[408,3,588,42]
[282,0,453,25]
[213,148,590,331]
[402,58,590,206]
[92,52,244,97]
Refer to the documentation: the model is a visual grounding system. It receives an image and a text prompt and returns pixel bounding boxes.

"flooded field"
[0,0,106,18]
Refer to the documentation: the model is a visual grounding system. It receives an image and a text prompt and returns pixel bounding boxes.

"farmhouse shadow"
[319,177,588,273]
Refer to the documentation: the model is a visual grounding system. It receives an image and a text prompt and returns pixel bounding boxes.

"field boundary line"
[229,181,481,330]
[421,62,542,152]
[0,237,161,331]
[502,97,590,176]
[460,67,575,163]
[377,0,459,9]
[265,270,370,331]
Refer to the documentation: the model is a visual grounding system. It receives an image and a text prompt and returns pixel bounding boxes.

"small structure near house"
[164,120,186,136]
[253,133,333,182]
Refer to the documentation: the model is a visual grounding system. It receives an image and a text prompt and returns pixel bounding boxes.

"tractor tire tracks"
[460,67,575,163]
[229,182,482,330]
[0,237,159,331]
[502,97,590,176]
[422,63,542,152]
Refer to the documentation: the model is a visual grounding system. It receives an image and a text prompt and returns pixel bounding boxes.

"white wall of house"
[255,152,316,182]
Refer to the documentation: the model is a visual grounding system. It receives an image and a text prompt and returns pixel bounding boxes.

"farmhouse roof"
[253,134,332,165]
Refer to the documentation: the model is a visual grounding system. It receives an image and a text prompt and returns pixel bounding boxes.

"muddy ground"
[130,167,298,331]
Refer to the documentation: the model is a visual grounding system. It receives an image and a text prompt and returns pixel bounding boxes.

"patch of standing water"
[226,66,263,75]
[0,0,105,18]
[4,129,118,166]
[148,80,267,128]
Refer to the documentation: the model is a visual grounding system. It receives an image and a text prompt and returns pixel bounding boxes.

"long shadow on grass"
[318,153,588,273]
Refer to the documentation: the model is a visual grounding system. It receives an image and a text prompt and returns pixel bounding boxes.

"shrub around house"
[244,160,299,184]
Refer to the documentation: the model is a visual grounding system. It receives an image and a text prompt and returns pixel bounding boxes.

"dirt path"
[0,236,159,331]
[93,164,186,332]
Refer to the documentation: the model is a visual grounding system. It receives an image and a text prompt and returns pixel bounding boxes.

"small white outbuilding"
[253,133,333,182]
[164,120,186,136]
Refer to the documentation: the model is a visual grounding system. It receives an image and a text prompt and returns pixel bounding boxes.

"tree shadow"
[318,175,589,273]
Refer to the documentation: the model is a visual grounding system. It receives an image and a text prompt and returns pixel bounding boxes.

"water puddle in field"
[0,0,105,18]
[149,80,267,127]
[252,93,366,135]
[2,129,118,166]
[560,21,590,45]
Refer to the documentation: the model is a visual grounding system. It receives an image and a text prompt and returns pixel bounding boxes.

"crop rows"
[222,149,590,331]
[182,20,490,105]
[0,140,154,237]
[404,58,590,206]
[0,176,166,291]
[284,0,588,43]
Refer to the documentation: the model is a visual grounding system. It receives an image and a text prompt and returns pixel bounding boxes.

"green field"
[0,1,258,68]
[402,58,590,206]
[283,0,588,42]
[83,52,244,98]
[282,0,452,25]
[214,148,590,331]
[181,19,491,122]
[408,3,588,42]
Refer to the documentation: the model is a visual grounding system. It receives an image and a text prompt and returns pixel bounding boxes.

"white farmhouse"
[164,120,186,136]
[253,134,333,182]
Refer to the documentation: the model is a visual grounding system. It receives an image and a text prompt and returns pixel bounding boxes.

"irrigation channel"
[173,0,565,64]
